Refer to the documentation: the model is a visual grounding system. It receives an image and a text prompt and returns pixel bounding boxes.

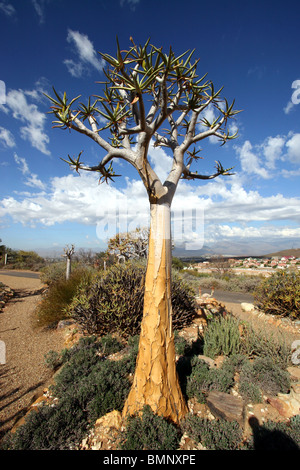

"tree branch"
[181,160,235,181]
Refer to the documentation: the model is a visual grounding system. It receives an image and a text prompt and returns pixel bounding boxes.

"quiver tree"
[108,227,149,262]
[45,38,240,424]
[63,244,75,280]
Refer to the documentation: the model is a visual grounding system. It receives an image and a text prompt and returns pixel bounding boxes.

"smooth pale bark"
[66,257,71,281]
[123,202,188,424]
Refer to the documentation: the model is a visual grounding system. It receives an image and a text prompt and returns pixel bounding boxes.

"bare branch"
[182,159,235,181]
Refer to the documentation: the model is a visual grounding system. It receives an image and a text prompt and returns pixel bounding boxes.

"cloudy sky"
[0,0,300,256]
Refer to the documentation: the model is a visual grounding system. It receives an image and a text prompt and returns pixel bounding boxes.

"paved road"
[200,289,254,305]
[0,271,254,304]
[0,270,40,279]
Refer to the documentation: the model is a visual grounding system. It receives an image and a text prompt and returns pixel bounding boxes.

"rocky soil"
[0,271,299,449]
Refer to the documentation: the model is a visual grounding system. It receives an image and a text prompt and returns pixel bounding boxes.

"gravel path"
[0,272,65,440]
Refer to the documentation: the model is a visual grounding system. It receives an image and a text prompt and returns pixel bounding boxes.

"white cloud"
[235,140,270,179]
[1,164,300,252]
[63,59,84,78]
[285,133,300,163]
[13,153,46,190]
[2,88,50,155]
[64,30,105,77]
[148,140,173,182]
[234,132,300,179]
[198,104,219,144]
[283,100,295,115]
[0,2,15,16]
[14,153,29,175]
[31,0,48,24]
[120,0,140,10]
[261,135,285,169]
[0,126,15,147]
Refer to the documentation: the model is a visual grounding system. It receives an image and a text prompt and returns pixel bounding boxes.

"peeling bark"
[123,202,188,424]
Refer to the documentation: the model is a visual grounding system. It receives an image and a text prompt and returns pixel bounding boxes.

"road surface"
[0,270,40,279]
[0,271,254,304]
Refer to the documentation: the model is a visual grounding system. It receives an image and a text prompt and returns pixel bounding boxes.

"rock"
[206,391,244,425]
[179,432,206,450]
[287,366,300,381]
[81,410,123,450]
[60,322,83,348]
[214,355,226,369]
[241,302,256,312]
[197,355,215,368]
[178,324,199,343]
[267,391,300,418]
[57,319,76,329]
[187,398,215,420]
[291,382,300,394]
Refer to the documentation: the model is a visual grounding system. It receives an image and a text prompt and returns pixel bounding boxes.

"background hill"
[262,248,300,258]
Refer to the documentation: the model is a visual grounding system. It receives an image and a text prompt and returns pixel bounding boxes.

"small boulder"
[206,390,244,425]
[241,302,256,312]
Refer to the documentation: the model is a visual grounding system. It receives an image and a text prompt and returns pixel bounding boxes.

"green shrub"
[120,405,180,450]
[40,261,97,286]
[239,356,290,400]
[4,335,136,450]
[247,415,300,450]
[241,324,290,367]
[202,315,241,359]
[39,261,68,285]
[254,270,300,320]
[174,331,193,356]
[35,268,95,328]
[262,415,300,448]
[67,262,197,339]
[185,357,235,402]
[238,380,262,404]
[181,414,243,450]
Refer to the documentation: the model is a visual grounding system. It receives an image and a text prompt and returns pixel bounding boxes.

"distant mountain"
[262,248,300,258]
[172,245,215,258]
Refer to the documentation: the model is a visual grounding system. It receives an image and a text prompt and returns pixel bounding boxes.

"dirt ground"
[0,272,65,440]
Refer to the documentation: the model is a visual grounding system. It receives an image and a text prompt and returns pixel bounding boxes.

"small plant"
[67,262,197,338]
[174,331,193,356]
[44,350,62,371]
[3,335,137,450]
[181,414,243,450]
[35,268,95,328]
[247,415,300,450]
[202,315,241,358]
[185,356,235,403]
[120,405,180,450]
[254,270,300,320]
[238,380,262,404]
[239,356,290,401]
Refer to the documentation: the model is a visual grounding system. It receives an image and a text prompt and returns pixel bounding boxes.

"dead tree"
[63,244,75,280]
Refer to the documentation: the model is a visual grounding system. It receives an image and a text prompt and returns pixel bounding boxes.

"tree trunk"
[66,257,71,281]
[122,201,188,424]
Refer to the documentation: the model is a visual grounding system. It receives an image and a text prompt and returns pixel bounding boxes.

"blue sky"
[0,0,300,257]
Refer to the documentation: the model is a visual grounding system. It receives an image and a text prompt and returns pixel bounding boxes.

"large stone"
[81,410,123,450]
[241,302,256,312]
[206,391,244,424]
[287,366,300,381]
[267,391,300,418]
